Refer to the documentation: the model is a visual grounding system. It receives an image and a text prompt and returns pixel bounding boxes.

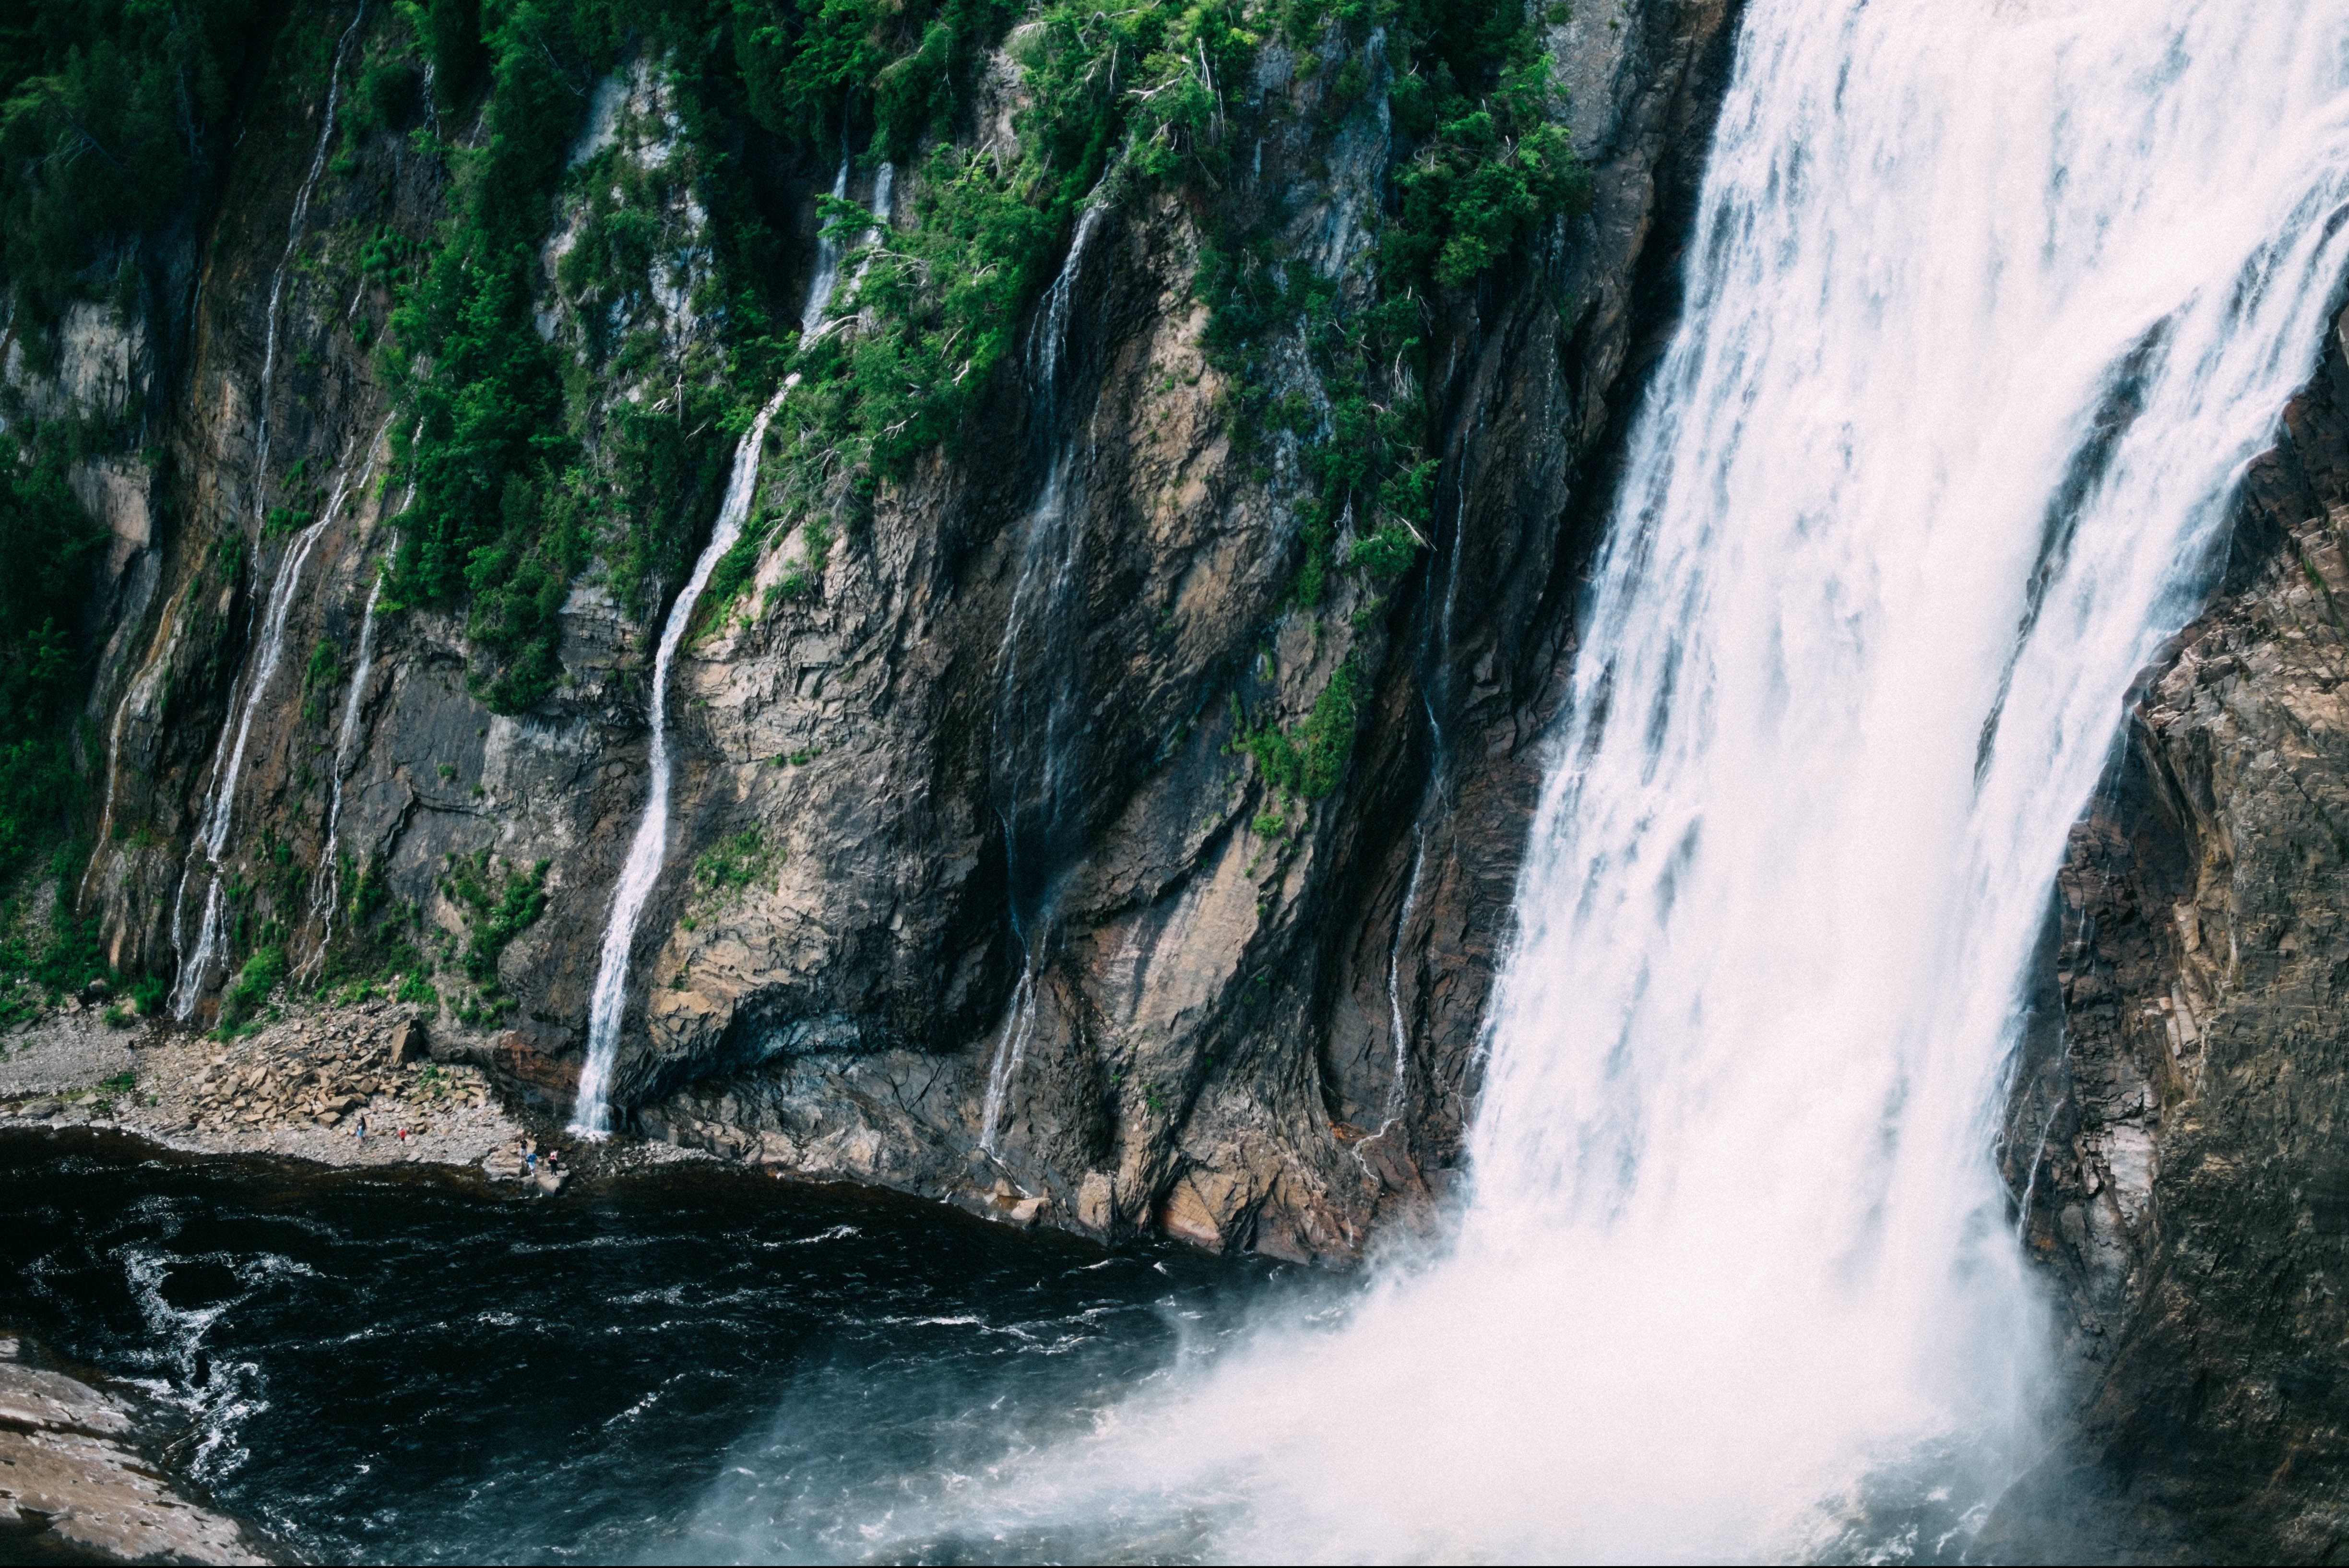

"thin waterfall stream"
[571,148,891,1136]
[569,386,793,1138]
[164,3,368,1018]
[170,451,365,1018]
[798,152,853,339]
[978,200,1107,1156]
[301,419,400,972]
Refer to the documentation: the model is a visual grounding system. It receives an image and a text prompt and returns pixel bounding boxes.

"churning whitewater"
[685,0,2349,1560]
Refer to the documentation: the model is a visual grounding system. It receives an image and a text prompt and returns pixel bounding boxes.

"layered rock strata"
[0,1335,261,1565]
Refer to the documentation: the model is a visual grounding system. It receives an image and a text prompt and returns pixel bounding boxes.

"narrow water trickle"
[166,2,368,1018]
[1378,825,1430,1133]
[171,449,365,1017]
[798,152,854,340]
[977,200,1107,1156]
[303,419,401,971]
[569,386,793,1138]
[249,1,367,519]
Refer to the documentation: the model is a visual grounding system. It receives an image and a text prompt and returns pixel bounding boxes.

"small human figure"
[356,1115,367,1141]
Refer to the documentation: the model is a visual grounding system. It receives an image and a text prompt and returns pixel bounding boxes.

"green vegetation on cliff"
[0,0,270,345]
[1205,0,1589,799]
[368,0,1583,760]
[0,431,119,1014]
[0,436,104,876]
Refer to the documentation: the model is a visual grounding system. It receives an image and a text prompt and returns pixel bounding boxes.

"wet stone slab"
[0,1335,264,1565]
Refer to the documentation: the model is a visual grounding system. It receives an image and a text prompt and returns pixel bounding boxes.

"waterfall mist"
[680,0,2349,1559]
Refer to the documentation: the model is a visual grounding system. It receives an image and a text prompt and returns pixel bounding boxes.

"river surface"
[0,1130,1291,1564]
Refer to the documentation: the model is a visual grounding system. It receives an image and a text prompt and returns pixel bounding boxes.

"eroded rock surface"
[0,1336,261,1566]
[42,0,1744,1265]
[2000,304,2349,1557]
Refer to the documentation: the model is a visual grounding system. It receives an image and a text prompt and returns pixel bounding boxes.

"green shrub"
[692,828,773,901]
[440,849,549,982]
[1349,523,1423,580]
[219,944,288,1029]
[1241,659,1365,803]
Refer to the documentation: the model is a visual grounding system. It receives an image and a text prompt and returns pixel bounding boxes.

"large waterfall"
[750,0,2349,1559]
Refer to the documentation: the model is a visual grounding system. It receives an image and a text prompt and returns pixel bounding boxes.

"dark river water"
[0,1129,1295,1564]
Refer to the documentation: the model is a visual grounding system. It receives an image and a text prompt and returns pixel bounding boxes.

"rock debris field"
[0,999,637,1185]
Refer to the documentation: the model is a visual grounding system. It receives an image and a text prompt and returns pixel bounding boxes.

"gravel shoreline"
[0,1002,701,1185]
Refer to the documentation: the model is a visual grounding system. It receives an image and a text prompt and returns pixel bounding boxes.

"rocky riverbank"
[0,1001,702,1188]
[0,1001,519,1173]
[0,1334,263,1565]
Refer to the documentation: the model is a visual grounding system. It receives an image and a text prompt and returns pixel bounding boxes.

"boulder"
[0,1341,261,1563]
[389,1017,429,1067]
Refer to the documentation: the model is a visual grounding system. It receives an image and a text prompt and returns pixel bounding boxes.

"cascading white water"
[250,2,367,515]
[301,421,400,971]
[798,153,854,338]
[569,386,793,1138]
[308,545,388,945]
[170,455,365,1018]
[848,161,895,294]
[734,2,2349,1559]
[1377,825,1429,1133]
[166,4,368,1018]
[571,153,885,1131]
[977,200,1107,1155]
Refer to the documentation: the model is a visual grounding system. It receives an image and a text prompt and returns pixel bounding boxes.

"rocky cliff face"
[29,0,1744,1265]
[1995,304,2349,1558]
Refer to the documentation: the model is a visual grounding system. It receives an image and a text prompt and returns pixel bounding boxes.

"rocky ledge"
[0,1335,262,1565]
[0,1000,731,1193]
[1,1002,520,1176]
